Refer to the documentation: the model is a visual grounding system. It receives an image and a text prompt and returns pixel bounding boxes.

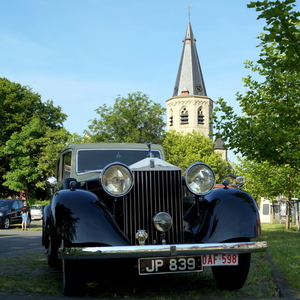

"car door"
[16,200,24,223]
[10,200,20,224]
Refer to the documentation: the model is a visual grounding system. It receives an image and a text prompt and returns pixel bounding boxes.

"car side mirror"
[236,176,245,187]
[46,176,59,193]
[47,176,57,186]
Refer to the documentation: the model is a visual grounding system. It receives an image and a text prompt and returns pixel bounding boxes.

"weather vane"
[185,2,194,19]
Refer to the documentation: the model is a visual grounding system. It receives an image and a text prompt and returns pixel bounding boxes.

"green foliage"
[35,199,50,205]
[235,158,300,201]
[0,78,68,197]
[0,78,66,146]
[214,1,300,170]
[2,118,71,197]
[162,130,230,182]
[248,0,300,72]
[86,92,166,144]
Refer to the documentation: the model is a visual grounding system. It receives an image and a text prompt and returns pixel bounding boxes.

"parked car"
[0,199,31,229]
[30,204,45,220]
[43,143,267,296]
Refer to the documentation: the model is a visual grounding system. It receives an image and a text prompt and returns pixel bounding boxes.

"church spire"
[166,17,213,138]
[172,20,207,97]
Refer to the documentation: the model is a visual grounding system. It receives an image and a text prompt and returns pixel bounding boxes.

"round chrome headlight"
[184,162,215,196]
[153,212,172,232]
[100,163,133,197]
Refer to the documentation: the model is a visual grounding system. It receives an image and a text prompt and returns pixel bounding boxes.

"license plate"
[139,256,202,275]
[202,254,239,266]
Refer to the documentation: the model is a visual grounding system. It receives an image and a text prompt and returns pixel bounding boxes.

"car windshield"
[32,205,42,210]
[0,200,12,209]
[77,149,162,173]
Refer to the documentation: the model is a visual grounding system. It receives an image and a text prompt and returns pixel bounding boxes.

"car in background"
[30,204,45,220]
[0,199,31,229]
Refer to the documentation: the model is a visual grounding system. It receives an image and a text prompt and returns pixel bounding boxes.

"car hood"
[0,208,9,213]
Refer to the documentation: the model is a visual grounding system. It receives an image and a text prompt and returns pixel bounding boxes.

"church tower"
[166,19,213,137]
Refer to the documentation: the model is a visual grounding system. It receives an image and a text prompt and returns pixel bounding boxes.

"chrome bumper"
[59,241,267,260]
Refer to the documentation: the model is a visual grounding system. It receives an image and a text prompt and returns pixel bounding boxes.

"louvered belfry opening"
[123,169,184,245]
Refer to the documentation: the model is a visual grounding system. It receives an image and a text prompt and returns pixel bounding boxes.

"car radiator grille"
[123,169,184,245]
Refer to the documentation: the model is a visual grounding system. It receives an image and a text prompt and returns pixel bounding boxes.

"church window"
[198,107,204,125]
[169,110,173,127]
[180,108,189,124]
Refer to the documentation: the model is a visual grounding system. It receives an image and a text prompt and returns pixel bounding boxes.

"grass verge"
[0,250,277,298]
[9,222,42,231]
[261,223,300,297]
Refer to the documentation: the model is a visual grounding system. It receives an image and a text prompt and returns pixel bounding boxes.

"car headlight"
[100,163,133,197]
[0,212,3,217]
[184,162,215,196]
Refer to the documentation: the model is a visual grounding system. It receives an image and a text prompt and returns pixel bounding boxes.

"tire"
[211,253,251,290]
[2,217,10,229]
[63,259,86,296]
[45,226,60,267]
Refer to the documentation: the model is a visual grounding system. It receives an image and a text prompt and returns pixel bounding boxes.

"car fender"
[184,187,261,243]
[50,189,130,246]
[42,204,51,246]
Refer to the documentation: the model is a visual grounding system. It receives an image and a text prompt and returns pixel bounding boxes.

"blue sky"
[0,0,290,161]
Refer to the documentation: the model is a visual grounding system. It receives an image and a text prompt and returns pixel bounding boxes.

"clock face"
[196,84,202,92]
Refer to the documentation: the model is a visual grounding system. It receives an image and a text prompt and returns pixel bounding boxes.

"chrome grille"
[123,169,184,245]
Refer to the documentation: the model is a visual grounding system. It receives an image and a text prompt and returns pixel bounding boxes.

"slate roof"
[172,20,207,97]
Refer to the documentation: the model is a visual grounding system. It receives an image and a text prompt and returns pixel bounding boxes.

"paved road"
[0,220,44,256]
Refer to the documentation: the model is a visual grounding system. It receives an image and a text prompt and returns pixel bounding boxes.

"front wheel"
[2,217,10,229]
[63,259,86,296]
[211,253,251,290]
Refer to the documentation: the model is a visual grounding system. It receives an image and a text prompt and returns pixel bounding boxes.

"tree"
[236,158,300,228]
[213,0,300,170]
[162,130,230,182]
[3,118,71,199]
[0,78,66,143]
[0,78,68,197]
[236,159,300,200]
[86,92,166,144]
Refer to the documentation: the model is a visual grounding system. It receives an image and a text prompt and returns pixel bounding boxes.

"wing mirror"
[236,176,245,187]
[46,176,58,191]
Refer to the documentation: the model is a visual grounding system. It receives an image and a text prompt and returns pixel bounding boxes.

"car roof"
[62,143,164,156]
[0,199,22,201]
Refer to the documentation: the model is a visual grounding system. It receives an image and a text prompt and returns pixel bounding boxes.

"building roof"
[214,136,225,150]
[172,20,207,97]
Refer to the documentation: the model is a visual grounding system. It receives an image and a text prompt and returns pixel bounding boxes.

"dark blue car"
[0,199,31,229]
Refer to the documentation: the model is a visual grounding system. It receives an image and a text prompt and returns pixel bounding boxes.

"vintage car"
[43,143,267,296]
